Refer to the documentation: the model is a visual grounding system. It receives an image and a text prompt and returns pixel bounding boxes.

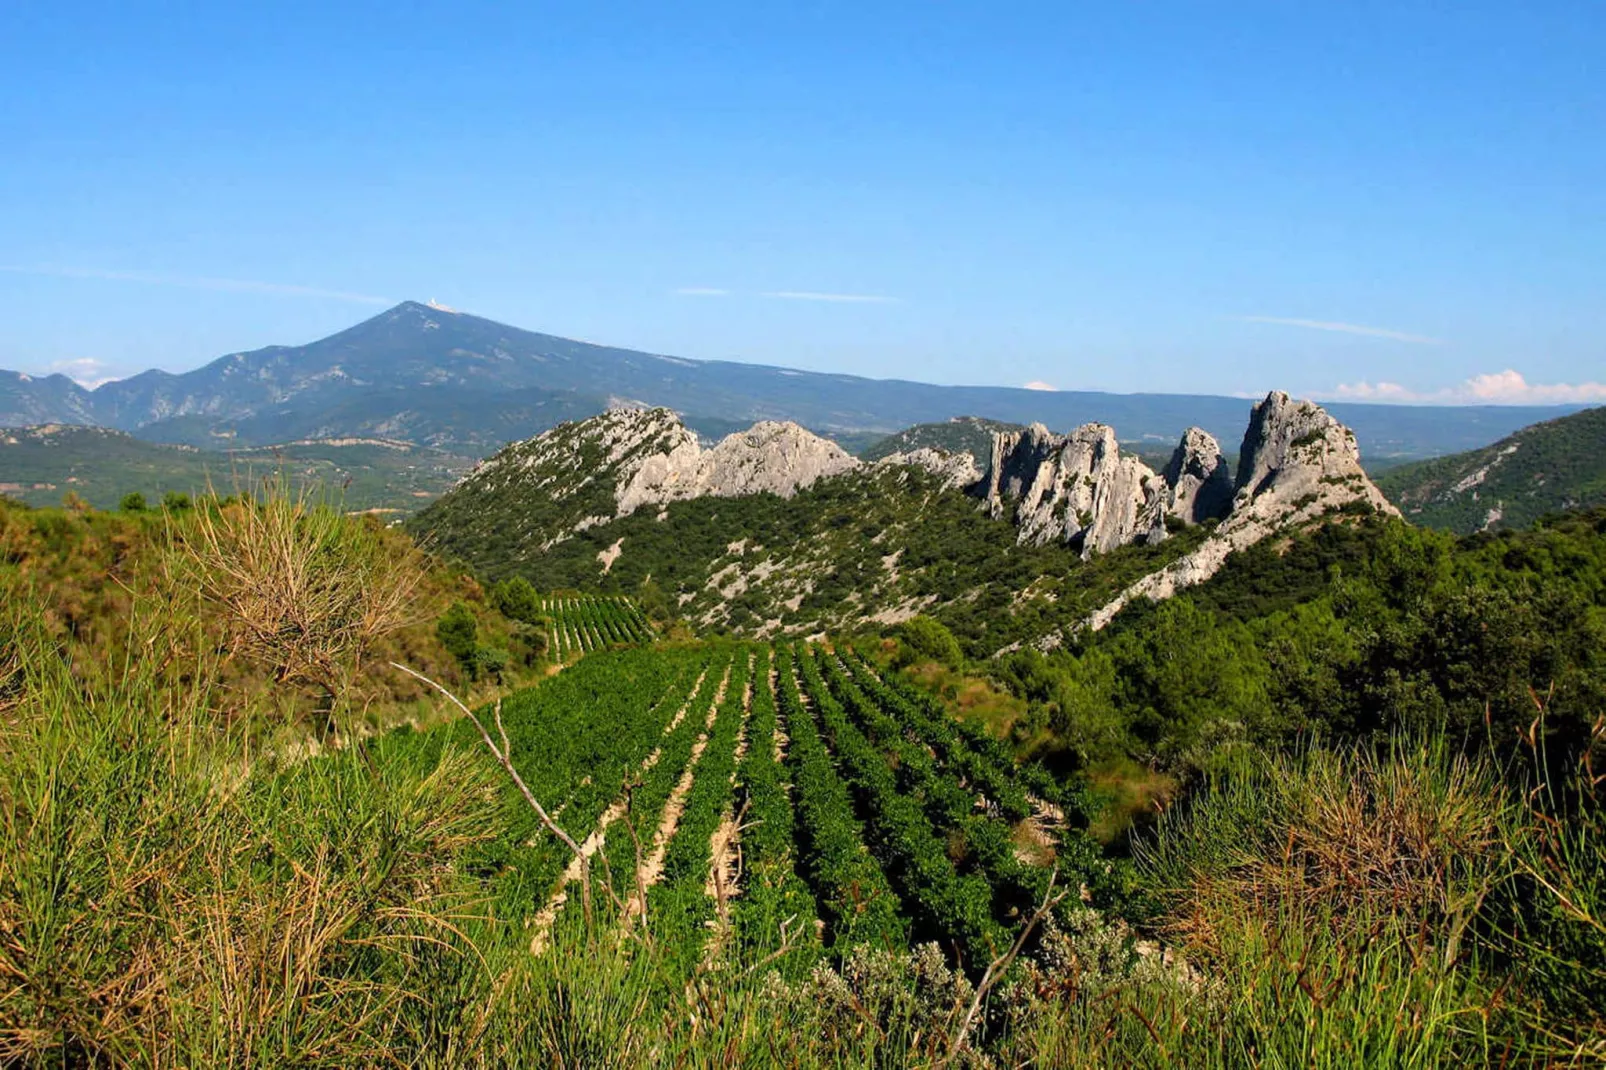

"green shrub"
[491,576,541,624]
[893,615,964,670]
[436,601,479,674]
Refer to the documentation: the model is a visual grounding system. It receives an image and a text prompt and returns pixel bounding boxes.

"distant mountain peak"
[0,302,1581,460]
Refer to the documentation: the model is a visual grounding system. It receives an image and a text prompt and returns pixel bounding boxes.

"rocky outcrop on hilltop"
[439,407,863,553]
[618,420,860,513]
[459,406,694,508]
[981,423,1158,556]
[1139,427,1234,540]
[872,447,983,490]
[980,393,1391,579]
[981,422,1236,558]
[1082,392,1398,630]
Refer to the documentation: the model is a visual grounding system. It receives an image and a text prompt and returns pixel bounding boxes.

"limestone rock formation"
[1142,427,1234,539]
[873,446,983,490]
[1084,392,1398,629]
[444,407,864,553]
[460,405,693,505]
[619,419,860,513]
[980,423,1158,557]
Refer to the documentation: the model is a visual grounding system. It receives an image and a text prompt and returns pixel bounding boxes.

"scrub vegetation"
[1,484,1603,1066]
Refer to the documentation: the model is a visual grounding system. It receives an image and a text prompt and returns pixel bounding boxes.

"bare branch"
[391,661,592,923]
[937,868,1068,1070]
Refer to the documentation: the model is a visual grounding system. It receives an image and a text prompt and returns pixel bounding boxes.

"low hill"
[1377,406,1606,533]
[0,424,474,512]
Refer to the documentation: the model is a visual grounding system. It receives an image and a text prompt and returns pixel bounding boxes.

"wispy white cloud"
[1022,380,1058,392]
[1327,369,1606,406]
[672,287,731,297]
[1237,315,1443,346]
[0,264,392,305]
[761,290,898,304]
[48,357,121,389]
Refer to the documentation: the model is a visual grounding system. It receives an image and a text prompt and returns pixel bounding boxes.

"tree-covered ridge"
[1378,404,1606,533]
[429,460,1210,651]
[993,508,1606,770]
[859,415,1024,465]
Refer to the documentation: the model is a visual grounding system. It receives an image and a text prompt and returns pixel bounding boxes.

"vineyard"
[541,594,656,659]
[385,638,1096,976]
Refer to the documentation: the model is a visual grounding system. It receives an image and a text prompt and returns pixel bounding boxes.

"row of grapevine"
[836,650,1031,821]
[814,649,1054,924]
[837,648,1112,905]
[794,646,1005,960]
[775,645,907,949]
[841,648,1077,813]
[392,635,1088,974]
[516,649,715,905]
[378,645,709,910]
[595,649,736,917]
[542,595,655,660]
[731,648,822,972]
[646,647,755,970]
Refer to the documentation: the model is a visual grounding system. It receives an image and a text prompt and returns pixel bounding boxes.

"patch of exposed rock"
[1083,392,1397,629]
[982,423,1186,558]
[618,420,860,514]
[1138,427,1234,540]
[872,446,982,490]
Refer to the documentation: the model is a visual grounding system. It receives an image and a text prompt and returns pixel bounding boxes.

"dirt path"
[1014,795,1066,866]
[768,650,789,765]
[528,666,711,954]
[624,661,733,920]
[703,653,758,957]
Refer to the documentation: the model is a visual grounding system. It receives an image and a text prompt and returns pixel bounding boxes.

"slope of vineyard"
[381,638,1097,973]
[541,594,656,659]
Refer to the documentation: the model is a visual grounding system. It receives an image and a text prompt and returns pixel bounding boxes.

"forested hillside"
[422,461,1210,651]
[984,508,1606,770]
[1378,405,1606,533]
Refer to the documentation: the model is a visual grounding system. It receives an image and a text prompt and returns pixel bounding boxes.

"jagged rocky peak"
[981,422,1158,557]
[1139,426,1234,540]
[1082,392,1399,631]
[1232,390,1381,511]
[980,392,1396,569]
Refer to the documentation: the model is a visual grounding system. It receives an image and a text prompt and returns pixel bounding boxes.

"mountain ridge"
[0,300,1582,460]
[411,393,1394,645]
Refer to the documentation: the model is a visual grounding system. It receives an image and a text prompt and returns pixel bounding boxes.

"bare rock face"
[873,447,982,490]
[980,423,1158,557]
[617,419,859,514]
[1139,427,1234,541]
[455,407,864,552]
[1085,392,1398,629]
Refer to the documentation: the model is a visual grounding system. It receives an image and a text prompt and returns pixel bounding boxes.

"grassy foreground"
[0,496,1602,1066]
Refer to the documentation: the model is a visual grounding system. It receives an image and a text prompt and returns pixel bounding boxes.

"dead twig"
[936,868,1068,1070]
[391,661,595,927]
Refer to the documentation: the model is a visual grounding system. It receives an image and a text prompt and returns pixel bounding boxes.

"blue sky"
[1,1,1602,403]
